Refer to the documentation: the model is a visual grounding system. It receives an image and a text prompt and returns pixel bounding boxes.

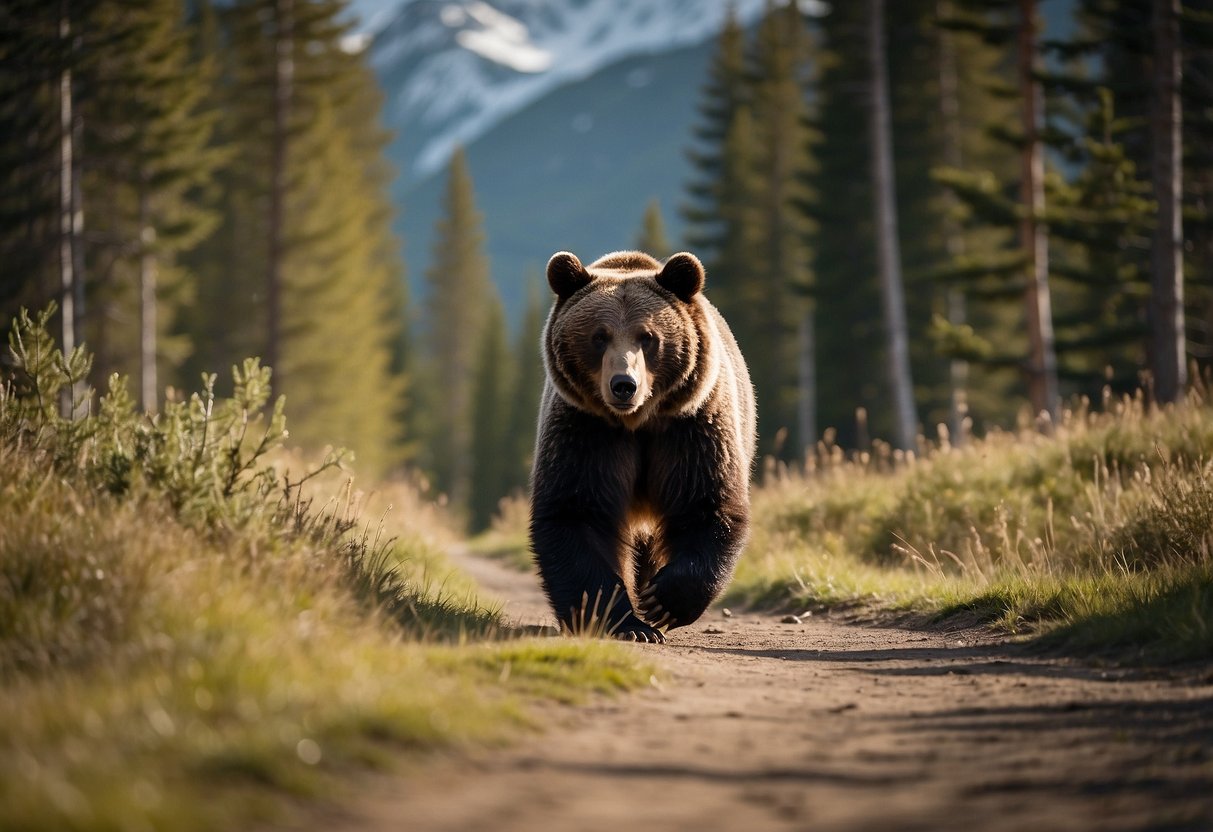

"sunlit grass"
[468,493,535,572]
[276,451,496,631]
[730,388,1213,661]
[0,307,651,832]
[0,446,651,832]
[470,386,1213,662]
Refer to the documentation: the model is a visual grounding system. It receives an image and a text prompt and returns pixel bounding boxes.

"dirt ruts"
[325,548,1213,832]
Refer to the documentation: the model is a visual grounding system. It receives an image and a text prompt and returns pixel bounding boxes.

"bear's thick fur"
[530,250,756,643]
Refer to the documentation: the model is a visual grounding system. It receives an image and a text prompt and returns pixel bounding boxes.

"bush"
[3,305,294,531]
[0,305,495,676]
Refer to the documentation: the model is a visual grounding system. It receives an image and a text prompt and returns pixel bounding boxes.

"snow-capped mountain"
[366,0,824,321]
[370,0,816,186]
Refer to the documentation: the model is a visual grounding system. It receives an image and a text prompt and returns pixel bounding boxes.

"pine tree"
[421,147,492,506]
[1150,0,1186,401]
[682,6,748,258]
[176,0,263,387]
[176,0,407,475]
[702,106,762,319]
[1182,2,1213,374]
[634,198,671,259]
[1016,0,1060,417]
[0,0,92,397]
[678,11,764,440]
[186,0,344,384]
[680,8,781,455]
[503,277,547,496]
[0,2,52,314]
[876,0,986,435]
[274,88,405,476]
[57,0,82,389]
[812,0,884,445]
[468,297,510,532]
[1046,90,1153,391]
[2,0,408,461]
[746,0,818,457]
[867,0,917,450]
[1037,0,1213,397]
[80,0,222,411]
[812,0,1022,443]
[324,47,410,473]
[936,0,972,437]
[931,0,1067,422]
[344,42,413,465]
[681,1,818,459]
[0,0,222,413]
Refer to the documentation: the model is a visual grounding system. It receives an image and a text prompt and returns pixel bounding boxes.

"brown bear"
[530,249,756,643]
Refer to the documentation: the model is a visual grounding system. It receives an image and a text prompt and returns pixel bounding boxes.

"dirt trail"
[340,550,1213,832]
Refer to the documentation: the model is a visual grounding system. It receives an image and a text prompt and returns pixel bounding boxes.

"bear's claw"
[636,583,677,630]
[613,629,664,644]
[611,617,666,643]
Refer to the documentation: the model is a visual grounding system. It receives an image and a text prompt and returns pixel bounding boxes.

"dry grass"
[468,493,535,572]
[731,387,1213,661]
[0,308,650,832]
[470,378,1213,660]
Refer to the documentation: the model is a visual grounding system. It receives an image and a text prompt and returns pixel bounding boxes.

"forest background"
[2,0,1209,532]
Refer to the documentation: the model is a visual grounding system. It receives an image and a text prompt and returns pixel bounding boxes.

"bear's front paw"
[611,615,666,644]
[636,569,712,631]
[635,586,680,630]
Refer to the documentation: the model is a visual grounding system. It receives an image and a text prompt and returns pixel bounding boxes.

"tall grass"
[469,492,535,571]
[0,307,647,831]
[470,377,1212,659]
[732,388,1213,660]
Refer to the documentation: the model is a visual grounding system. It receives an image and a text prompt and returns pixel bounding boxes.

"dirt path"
[341,551,1213,832]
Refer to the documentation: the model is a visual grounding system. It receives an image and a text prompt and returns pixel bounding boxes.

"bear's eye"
[591,330,610,351]
[638,331,656,349]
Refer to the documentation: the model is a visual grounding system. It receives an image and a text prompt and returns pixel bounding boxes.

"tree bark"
[797,310,816,458]
[1150,0,1186,403]
[71,73,84,346]
[58,0,76,416]
[267,0,293,381]
[937,0,969,444]
[1017,0,1060,419]
[139,187,157,413]
[868,0,916,450]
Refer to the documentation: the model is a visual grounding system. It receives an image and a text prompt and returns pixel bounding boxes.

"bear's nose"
[610,375,637,401]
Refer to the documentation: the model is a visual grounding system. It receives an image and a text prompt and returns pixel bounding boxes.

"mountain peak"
[372,0,822,185]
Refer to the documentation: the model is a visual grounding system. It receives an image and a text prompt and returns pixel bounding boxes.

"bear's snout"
[609,374,638,403]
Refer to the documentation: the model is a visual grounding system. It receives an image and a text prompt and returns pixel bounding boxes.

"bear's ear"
[547,251,591,298]
[657,252,705,303]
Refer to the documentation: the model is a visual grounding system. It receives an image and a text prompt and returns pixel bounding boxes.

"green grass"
[729,390,1213,662]
[468,371,1213,662]
[0,307,649,832]
[944,566,1213,661]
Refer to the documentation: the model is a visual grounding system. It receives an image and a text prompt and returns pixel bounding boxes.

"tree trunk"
[58,0,77,417]
[71,78,84,346]
[267,0,293,381]
[868,0,916,450]
[139,188,157,413]
[937,0,969,444]
[1150,0,1186,403]
[797,309,816,458]
[1017,0,1059,419]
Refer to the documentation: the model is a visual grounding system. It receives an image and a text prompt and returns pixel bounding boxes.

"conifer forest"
[2,0,1211,530]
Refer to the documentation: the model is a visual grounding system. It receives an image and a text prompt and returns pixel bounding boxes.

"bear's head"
[543,250,712,429]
